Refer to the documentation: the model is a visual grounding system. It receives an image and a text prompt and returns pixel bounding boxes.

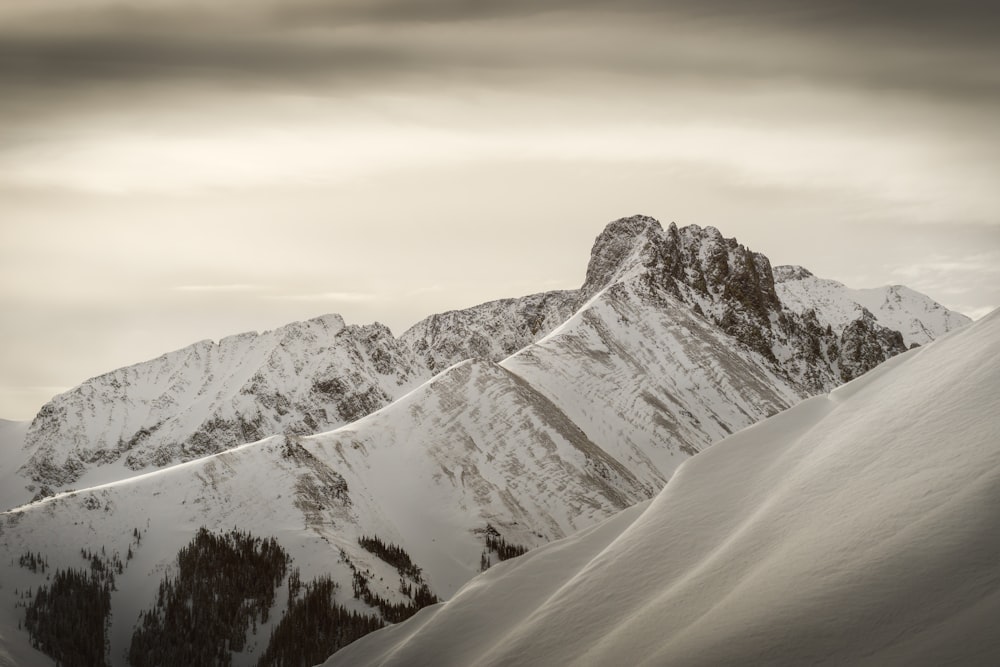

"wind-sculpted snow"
[326,308,1000,667]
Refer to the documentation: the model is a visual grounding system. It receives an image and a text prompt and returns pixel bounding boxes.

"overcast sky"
[2,0,999,420]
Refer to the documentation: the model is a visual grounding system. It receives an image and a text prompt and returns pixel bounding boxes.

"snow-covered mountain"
[12,299,585,509]
[10,217,968,511]
[774,264,971,347]
[16,315,430,501]
[0,419,30,511]
[0,215,973,666]
[326,306,1000,667]
[399,290,578,374]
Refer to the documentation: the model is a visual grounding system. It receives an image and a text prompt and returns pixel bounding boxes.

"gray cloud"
[1,1,997,103]
[0,32,419,88]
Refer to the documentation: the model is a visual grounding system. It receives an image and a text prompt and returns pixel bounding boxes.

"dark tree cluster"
[256,576,383,667]
[343,550,438,624]
[128,527,289,667]
[480,524,530,571]
[357,535,422,580]
[353,575,438,623]
[287,566,302,606]
[80,546,125,577]
[24,566,113,667]
[125,526,144,563]
[17,550,48,573]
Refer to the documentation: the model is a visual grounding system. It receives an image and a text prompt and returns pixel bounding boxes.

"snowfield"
[326,307,1000,667]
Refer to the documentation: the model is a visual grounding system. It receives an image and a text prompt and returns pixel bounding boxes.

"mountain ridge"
[6,216,969,509]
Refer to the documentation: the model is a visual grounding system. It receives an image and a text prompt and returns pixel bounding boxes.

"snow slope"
[502,280,801,491]
[0,420,29,511]
[16,315,429,499]
[774,265,971,347]
[8,296,577,510]
[400,291,578,374]
[327,307,1000,667]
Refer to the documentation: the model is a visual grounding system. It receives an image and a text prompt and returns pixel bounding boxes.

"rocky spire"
[581,215,664,297]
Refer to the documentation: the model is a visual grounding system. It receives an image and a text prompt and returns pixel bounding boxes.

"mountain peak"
[773,265,815,283]
[603,214,663,237]
[582,215,664,295]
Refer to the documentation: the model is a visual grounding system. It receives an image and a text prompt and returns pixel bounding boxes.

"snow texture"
[327,307,1000,667]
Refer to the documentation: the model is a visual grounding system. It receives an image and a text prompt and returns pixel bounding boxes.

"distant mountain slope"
[16,314,428,500]
[326,308,1000,667]
[400,291,578,374]
[774,265,971,347]
[0,419,30,510]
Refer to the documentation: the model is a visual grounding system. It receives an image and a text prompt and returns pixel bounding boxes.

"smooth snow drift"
[327,308,1000,667]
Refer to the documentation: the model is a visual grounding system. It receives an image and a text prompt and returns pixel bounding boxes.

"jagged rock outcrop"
[838,311,908,382]
[578,217,934,393]
[400,291,577,374]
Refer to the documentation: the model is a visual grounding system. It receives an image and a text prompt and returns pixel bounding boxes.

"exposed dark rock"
[838,312,908,382]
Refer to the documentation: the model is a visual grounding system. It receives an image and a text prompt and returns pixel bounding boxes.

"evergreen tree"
[128,527,289,667]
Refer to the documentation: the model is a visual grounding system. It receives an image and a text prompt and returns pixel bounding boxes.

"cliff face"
[581,216,932,393]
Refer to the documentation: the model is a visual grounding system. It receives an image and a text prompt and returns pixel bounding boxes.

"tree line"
[128,527,290,667]
[255,575,383,667]
[480,523,529,570]
[16,550,48,574]
[24,563,114,667]
[357,534,423,581]
[343,544,439,624]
